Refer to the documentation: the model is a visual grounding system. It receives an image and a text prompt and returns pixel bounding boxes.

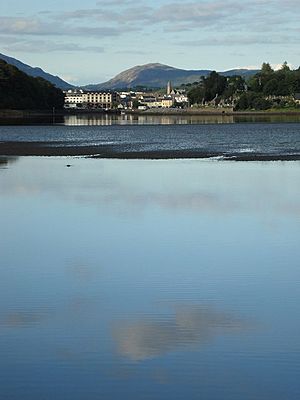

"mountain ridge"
[0,54,259,91]
[85,63,259,90]
[0,53,73,90]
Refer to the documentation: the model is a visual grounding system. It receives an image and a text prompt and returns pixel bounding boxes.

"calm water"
[0,156,300,399]
[0,121,300,159]
[2,113,300,126]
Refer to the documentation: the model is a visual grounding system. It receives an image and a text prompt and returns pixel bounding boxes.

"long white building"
[64,90,119,110]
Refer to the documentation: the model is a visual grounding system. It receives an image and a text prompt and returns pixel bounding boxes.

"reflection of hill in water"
[0,157,19,169]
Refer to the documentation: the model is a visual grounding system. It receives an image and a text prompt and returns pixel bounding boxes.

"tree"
[280,61,290,72]
[188,62,299,109]
[263,79,278,95]
[0,60,64,110]
[261,62,274,75]
[204,71,227,101]
[222,76,246,98]
[132,100,141,109]
[187,72,227,104]
[235,92,271,110]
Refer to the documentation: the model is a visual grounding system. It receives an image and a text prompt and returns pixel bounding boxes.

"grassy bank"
[0,109,121,119]
[1,108,300,121]
[127,107,300,116]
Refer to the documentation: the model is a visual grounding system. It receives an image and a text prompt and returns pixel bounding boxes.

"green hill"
[0,60,65,110]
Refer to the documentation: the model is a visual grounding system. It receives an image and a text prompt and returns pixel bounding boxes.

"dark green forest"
[187,63,300,110]
[0,60,64,110]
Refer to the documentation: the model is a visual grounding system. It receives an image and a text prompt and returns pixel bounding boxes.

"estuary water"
[0,154,300,400]
[0,119,300,160]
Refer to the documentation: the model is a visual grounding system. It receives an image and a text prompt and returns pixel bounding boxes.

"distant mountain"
[0,53,73,90]
[86,63,259,90]
[220,69,259,78]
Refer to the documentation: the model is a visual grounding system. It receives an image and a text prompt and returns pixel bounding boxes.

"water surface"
[0,157,300,399]
[0,122,300,159]
[2,113,300,126]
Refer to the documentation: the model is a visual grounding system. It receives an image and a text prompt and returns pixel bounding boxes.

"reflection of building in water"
[64,114,115,126]
[135,115,234,125]
[0,156,19,169]
[63,114,235,126]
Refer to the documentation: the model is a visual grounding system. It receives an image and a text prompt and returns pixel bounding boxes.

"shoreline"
[1,108,300,120]
[0,142,299,161]
[0,109,118,120]
[127,109,300,117]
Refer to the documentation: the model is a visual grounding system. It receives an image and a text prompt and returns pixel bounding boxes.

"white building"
[64,90,85,108]
[173,92,189,105]
[64,90,119,110]
[138,94,174,109]
[82,92,118,109]
[166,82,189,105]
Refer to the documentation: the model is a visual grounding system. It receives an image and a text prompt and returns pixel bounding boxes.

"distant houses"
[63,85,300,112]
[138,95,174,109]
[63,82,189,111]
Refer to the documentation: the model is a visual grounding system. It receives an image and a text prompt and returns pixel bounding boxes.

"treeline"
[187,62,300,110]
[0,60,64,110]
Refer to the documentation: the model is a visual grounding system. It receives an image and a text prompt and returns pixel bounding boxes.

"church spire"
[167,81,172,95]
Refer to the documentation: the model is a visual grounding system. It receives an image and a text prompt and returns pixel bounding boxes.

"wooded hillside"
[0,60,64,110]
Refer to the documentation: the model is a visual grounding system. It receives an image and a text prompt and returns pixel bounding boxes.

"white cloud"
[1,1,299,41]
[0,16,127,38]
[271,62,294,70]
[0,0,299,72]
[179,35,300,47]
[0,36,104,53]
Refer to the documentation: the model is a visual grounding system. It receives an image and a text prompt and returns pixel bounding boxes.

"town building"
[167,81,172,96]
[167,82,189,106]
[82,91,119,109]
[294,93,300,104]
[173,91,189,105]
[64,83,188,111]
[64,90,119,110]
[161,97,174,108]
[139,95,174,109]
[64,90,85,108]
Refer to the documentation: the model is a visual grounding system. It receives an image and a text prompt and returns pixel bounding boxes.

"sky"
[0,0,299,85]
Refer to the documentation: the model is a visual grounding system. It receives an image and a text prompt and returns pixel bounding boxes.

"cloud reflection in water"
[0,310,48,328]
[113,305,246,361]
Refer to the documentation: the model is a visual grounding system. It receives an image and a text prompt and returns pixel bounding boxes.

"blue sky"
[0,0,299,85]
